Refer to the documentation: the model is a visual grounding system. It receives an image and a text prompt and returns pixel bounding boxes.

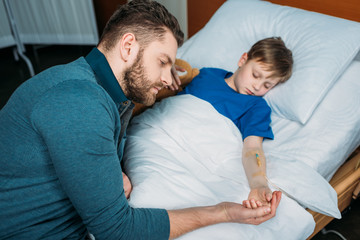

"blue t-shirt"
[178,68,273,140]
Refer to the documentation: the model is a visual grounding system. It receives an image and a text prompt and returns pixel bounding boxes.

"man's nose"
[161,69,173,86]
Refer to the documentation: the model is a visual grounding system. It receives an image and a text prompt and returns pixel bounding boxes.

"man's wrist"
[196,205,227,225]
[168,204,227,239]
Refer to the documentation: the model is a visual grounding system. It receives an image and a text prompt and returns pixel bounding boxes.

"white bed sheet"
[123,60,360,239]
[124,95,316,240]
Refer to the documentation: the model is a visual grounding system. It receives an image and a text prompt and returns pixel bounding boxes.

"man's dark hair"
[99,0,184,51]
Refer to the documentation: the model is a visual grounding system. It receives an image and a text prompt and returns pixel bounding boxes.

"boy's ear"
[238,52,248,67]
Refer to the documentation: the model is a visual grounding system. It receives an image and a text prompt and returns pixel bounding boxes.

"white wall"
[154,0,188,40]
[0,0,16,48]
[127,0,188,40]
[8,0,98,45]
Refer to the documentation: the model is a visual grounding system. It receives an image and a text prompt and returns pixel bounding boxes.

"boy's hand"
[243,186,272,208]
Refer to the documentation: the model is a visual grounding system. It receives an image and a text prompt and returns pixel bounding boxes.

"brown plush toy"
[132,59,199,116]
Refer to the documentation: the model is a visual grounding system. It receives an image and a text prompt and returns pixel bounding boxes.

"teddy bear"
[132,58,199,116]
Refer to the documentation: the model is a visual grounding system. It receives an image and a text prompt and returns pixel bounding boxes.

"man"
[0,0,281,239]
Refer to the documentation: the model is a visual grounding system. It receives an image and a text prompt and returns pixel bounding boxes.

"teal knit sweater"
[0,48,169,239]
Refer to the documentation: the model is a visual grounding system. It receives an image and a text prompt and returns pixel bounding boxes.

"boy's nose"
[253,82,261,91]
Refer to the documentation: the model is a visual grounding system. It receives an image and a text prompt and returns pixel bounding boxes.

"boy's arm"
[242,136,272,208]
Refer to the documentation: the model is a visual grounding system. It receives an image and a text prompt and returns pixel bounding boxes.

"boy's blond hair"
[247,37,293,83]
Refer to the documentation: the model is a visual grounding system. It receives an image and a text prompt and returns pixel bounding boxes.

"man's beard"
[122,49,163,106]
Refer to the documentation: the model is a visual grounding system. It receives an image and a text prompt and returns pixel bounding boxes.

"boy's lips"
[245,88,254,95]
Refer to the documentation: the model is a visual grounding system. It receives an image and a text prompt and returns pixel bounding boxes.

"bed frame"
[186,1,360,239]
[187,0,360,38]
[307,147,360,238]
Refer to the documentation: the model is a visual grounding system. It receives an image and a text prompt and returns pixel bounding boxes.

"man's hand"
[222,191,281,225]
[167,65,185,91]
[122,172,132,199]
[168,191,282,239]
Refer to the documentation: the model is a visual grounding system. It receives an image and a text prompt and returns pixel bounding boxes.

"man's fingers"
[175,65,186,72]
[171,65,182,88]
[252,206,271,217]
[269,191,281,214]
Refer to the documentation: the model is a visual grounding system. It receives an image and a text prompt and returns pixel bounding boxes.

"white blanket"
[124,95,341,240]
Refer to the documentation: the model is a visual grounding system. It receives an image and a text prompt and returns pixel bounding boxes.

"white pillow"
[177,0,360,124]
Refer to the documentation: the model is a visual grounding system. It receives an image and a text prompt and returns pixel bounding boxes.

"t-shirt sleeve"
[31,80,169,240]
[238,99,274,140]
[177,67,217,96]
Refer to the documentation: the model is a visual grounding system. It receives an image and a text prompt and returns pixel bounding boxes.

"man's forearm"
[167,205,226,239]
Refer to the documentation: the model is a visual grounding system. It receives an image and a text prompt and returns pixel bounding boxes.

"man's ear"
[238,52,248,67]
[119,33,137,62]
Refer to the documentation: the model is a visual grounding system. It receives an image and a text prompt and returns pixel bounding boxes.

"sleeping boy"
[177,37,293,208]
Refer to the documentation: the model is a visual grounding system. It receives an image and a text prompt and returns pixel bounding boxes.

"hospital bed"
[124,0,360,239]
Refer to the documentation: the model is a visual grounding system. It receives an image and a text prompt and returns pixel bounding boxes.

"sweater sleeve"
[31,80,170,240]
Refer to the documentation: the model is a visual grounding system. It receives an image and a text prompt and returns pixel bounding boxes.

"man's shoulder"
[17,58,110,114]
[47,57,95,83]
